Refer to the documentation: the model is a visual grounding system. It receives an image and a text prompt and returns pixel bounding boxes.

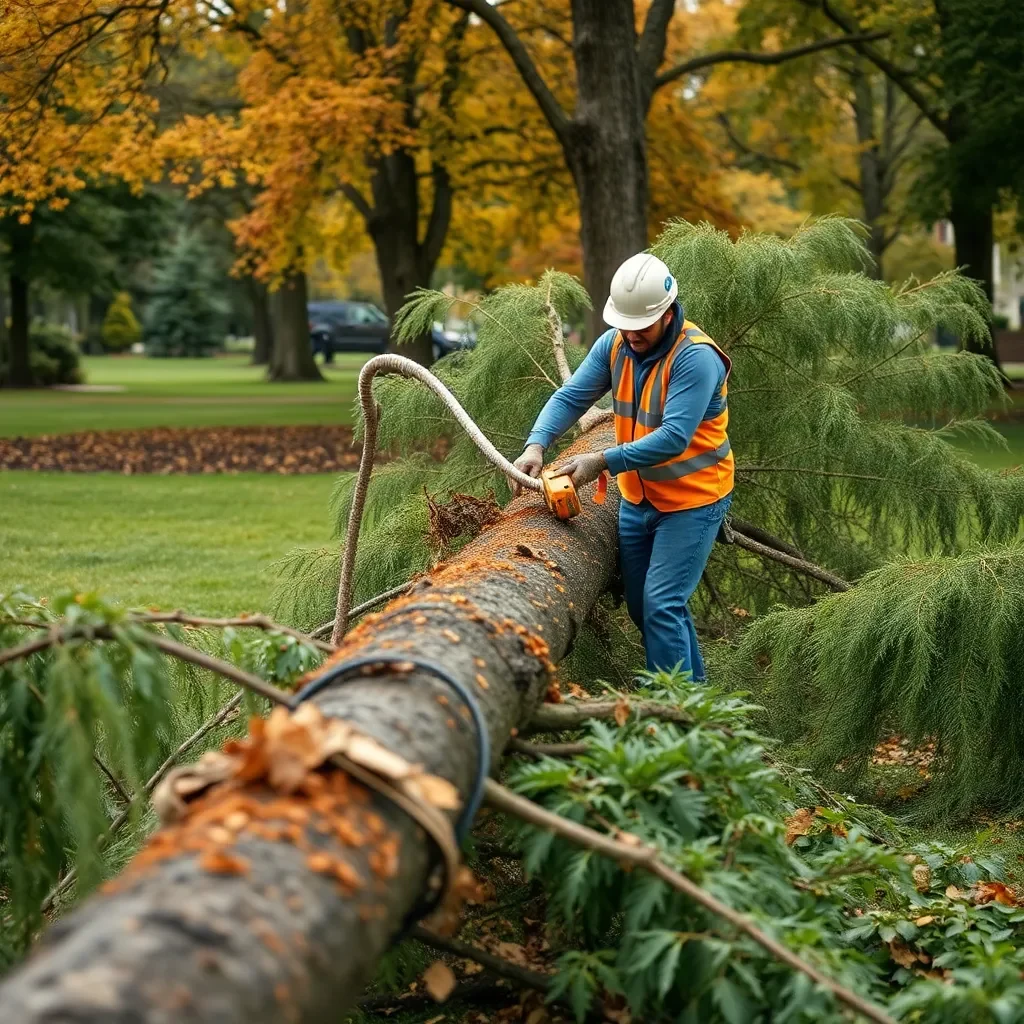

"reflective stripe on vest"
[639,439,732,481]
[609,320,734,512]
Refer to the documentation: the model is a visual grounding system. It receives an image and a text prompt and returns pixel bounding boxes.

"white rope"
[330,355,543,645]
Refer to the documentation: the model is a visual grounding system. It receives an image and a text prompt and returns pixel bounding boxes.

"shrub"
[0,321,83,387]
[101,292,141,351]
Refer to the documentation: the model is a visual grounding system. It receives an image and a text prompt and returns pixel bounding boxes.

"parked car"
[308,299,477,362]
[308,300,390,361]
[430,319,477,360]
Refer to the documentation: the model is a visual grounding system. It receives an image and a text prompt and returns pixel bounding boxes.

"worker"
[514,253,733,681]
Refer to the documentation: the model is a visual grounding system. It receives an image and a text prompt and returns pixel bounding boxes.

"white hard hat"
[603,253,678,331]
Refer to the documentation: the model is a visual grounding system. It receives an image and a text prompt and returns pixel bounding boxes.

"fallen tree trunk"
[0,426,619,1023]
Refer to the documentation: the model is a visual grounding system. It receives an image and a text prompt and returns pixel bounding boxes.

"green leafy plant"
[0,589,323,962]
[509,670,1024,1023]
[0,320,82,387]
[101,291,142,351]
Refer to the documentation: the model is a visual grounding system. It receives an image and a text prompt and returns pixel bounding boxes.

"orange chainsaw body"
[541,469,582,520]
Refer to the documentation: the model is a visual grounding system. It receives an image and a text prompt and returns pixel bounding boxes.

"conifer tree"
[273,217,1019,625]
[3,219,1024,1018]
[144,232,228,358]
[270,217,1024,819]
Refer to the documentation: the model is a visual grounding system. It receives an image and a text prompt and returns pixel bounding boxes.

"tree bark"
[569,0,650,339]
[0,426,620,1023]
[267,271,323,382]
[363,148,447,367]
[341,13,463,368]
[247,276,274,366]
[849,66,886,279]
[949,184,1000,364]
[6,222,34,388]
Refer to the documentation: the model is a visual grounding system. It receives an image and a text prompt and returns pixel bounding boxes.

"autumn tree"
[703,42,932,278]
[786,0,1024,354]
[440,0,882,332]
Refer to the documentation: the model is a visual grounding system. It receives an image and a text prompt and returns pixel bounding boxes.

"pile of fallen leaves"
[870,735,936,776]
[0,426,448,475]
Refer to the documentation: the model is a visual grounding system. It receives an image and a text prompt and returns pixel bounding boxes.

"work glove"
[512,443,545,495]
[551,451,608,489]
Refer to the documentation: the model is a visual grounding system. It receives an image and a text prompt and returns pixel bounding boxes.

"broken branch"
[484,780,895,1024]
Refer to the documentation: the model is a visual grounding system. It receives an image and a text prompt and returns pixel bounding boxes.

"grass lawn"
[0,354,368,437]
[0,473,338,616]
[953,420,1024,470]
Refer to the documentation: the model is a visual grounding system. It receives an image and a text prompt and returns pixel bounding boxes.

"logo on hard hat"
[664,276,673,291]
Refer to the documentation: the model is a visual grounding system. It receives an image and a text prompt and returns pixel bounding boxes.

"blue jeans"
[618,493,732,680]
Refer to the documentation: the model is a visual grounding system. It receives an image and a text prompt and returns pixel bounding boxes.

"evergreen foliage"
[144,231,229,358]
[0,589,323,962]
[508,670,1024,1023]
[270,271,592,628]
[101,291,142,351]
[272,218,1018,633]
[738,544,1024,819]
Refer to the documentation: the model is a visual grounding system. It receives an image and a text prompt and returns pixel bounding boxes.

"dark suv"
[309,299,477,362]
[308,300,390,361]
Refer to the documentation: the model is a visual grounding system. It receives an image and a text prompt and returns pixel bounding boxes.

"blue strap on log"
[291,654,490,845]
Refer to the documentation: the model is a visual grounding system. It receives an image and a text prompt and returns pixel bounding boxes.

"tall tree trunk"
[267,271,323,382]
[6,222,33,388]
[0,427,620,1023]
[364,150,452,367]
[850,66,885,280]
[570,0,649,339]
[949,177,1000,363]
[247,276,274,366]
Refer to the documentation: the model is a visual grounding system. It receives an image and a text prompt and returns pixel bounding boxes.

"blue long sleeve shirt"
[525,306,727,477]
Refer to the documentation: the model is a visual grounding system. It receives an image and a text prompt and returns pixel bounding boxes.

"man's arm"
[524,331,616,450]
[603,344,724,474]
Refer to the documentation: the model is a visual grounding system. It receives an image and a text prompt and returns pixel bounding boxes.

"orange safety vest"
[610,320,734,512]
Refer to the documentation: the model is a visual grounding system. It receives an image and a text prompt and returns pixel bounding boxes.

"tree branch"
[410,926,552,992]
[93,755,132,805]
[485,780,896,1024]
[41,691,244,913]
[636,0,677,114]
[525,699,700,735]
[340,183,374,222]
[509,738,590,758]
[311,582,416,640]
[442,0,572,149]
[807,0,948,136]
[421,163,453,275]
[715,112,801,173]
[654,31,888,90]
[125,611,335,653]
[0,620,291,706]
[726,517,805,559]
[725,527,852,592]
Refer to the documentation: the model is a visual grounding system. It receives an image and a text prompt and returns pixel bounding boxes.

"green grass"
[0,473,339,616]
[0,354,368,437]
[952,421,1024,470]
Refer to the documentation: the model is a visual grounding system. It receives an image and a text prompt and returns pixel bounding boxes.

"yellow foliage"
[718,171,808,236]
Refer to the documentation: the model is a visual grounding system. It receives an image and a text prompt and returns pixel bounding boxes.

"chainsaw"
[540,467,608,520]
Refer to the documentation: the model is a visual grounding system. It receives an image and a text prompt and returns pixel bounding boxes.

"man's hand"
[512,443,545,495]
[551,451,608,489]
